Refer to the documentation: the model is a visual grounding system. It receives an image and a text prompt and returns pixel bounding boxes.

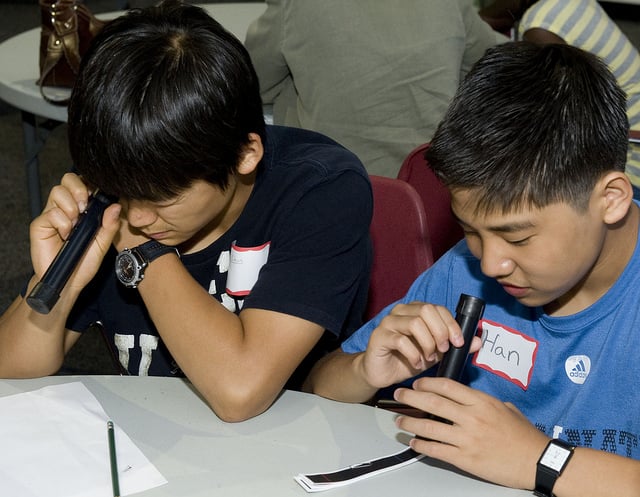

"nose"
[478,239,515,279]
[125,200,158,228]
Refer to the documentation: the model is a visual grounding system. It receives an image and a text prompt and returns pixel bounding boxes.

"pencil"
[107,420,121,497]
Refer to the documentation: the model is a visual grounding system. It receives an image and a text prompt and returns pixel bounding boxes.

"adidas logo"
[564,355,591,385]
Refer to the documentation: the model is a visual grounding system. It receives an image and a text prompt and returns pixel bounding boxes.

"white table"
[0,375,531,497]
[0,2,267,218]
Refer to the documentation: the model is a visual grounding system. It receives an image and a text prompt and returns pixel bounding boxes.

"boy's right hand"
[29,173,122,293]
[358,302,482,389]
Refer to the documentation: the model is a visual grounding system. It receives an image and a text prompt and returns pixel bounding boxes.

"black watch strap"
[533,439,575,497]
[534,464,560,497]
[134,239,179,263]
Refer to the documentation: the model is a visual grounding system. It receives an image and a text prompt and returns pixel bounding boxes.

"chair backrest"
[397,143,464,261]
[366,175,434,320]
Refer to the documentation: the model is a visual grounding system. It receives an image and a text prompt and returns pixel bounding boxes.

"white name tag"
[472,320,538,390]
[225,241,270,297]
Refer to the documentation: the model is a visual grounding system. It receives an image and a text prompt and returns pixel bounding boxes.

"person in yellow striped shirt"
[480,0,640,199]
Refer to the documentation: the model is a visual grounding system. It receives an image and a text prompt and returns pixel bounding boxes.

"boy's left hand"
[394,377,549,490]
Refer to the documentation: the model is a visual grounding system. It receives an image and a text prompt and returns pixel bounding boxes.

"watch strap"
[533,439,575,497]
[533,463,560,497]
[134,240,179,263]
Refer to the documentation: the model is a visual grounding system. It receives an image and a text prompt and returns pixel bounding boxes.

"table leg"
[20,111,62,218]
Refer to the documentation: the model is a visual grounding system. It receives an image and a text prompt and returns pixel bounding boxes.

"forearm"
[138,257,250,413]
[0,277,77,377]
[553,447,640,497]
[304,349,379,404]
[2,183,123,378]
[137,254,318,421]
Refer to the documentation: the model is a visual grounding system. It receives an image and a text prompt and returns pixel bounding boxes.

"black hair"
[68,0,266,200]
[425,42,629,214]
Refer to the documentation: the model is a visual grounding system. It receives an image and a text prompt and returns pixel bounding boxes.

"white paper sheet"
[0,381,167,497]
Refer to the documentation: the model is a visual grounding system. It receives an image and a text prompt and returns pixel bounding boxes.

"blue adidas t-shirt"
[343,215,640,459]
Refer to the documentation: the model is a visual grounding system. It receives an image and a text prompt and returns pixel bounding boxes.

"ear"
[595,171,634,225]
[236,133,264,175]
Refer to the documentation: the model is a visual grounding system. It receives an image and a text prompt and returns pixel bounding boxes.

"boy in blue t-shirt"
[305,42,640,497]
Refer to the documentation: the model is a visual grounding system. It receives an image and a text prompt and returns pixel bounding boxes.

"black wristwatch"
[115,240,179,288]
[533,438,575,497]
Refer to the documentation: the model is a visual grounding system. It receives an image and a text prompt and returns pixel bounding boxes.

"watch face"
[540,444,572,472]
[115,252,139,286]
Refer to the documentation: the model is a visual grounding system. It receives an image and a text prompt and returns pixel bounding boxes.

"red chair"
[397,143,464,261]
[366,175,434,320]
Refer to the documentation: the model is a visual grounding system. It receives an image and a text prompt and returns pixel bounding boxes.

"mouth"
[147,231,170,241]
[500,283,530,298]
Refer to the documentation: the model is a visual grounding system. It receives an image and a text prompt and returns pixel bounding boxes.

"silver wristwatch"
[115,240,179,288]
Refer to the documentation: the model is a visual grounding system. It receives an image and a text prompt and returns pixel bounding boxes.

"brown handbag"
[37,0,107,105]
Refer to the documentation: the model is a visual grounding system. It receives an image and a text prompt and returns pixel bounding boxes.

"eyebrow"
[452,212,536,234]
